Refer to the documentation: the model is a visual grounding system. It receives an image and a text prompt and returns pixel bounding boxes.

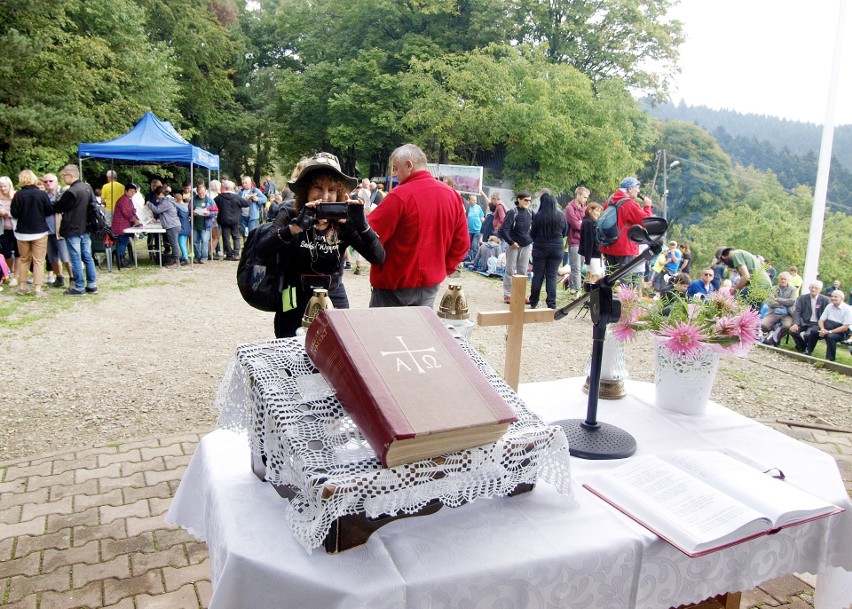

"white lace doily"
[216,331,573,552]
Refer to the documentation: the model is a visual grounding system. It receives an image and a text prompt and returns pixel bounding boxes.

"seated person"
[686,268,715,300]
[255,152,386,338]
[658,272,691,315]
[805,290,852,360]
[468,235,501,273]
[789,281,830,353]
[760,271,797,346]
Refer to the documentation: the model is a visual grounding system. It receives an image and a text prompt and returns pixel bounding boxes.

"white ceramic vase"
[654,337,721,415]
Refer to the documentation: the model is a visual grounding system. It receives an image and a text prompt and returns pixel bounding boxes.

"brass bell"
[437,284,469,320]
[302,288,334,328]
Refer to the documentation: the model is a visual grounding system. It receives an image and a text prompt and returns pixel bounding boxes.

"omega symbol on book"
[380,336,441,373]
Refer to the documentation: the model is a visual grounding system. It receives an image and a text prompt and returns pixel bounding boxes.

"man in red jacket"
[599,176,654,286]
[368,143,469,307]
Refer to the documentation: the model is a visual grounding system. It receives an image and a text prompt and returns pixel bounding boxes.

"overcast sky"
[665,0,852,126]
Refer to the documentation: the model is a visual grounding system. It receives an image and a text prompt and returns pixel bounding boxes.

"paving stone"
[74,554,131,587]
[0,516,46,541]
[186,541,208,565]
[162,558,210,592]
[103,570,165,605]
[75,445,121,460]
[39,580,102,609]
[122,459,165,477]
[101,533,156,561]
[75,463,122,484]
[760,574,813,603]
[0,504,23,524]
[148,497,172,517]
[21,495,73,521]
[46,506,98,534]
[98,449,142,468]
[197,579,213,608]
[0,535,14,559]
[127,514,171,537]
[143,466,186,487]
[123,481,172,504]
[14,529,71,557]
[75,488,124,512]
[141,444,183,461]
[1,596,38,609]
[162,432,201,444]
[101,598,135,609]
[4,461,53,482]
[136,582,199,609]
[8,566,71,603]
[42,540,100,574]
[155,527,198,551]
[0,487,49,511]
[100,472,146,492]
[51,455,99,476]
[50,479,99,501]
[117,439,155,453]
[0,478,28,494]
[741,586,781,608]
[0,551,41,578]
[73,520,127,546]
[101,499,151,525]
[131,544,189,573]
[162,454,192,470]
[26,471,75,492]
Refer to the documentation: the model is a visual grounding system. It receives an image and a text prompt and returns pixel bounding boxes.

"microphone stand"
[552,240,663,459]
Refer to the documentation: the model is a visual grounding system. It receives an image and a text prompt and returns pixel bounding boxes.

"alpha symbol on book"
[380,336,441,373]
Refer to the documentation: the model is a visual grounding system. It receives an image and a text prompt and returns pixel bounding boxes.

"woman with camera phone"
[256,152,386,338]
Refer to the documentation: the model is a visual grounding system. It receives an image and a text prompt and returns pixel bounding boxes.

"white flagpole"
[804,0,848,287]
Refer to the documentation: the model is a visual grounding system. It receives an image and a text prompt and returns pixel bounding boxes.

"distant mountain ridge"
[648,101,852,170]
[646,101,852,211]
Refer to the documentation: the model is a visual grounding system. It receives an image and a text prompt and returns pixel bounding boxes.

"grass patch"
[772,333,852,367]
[0,262,193,333]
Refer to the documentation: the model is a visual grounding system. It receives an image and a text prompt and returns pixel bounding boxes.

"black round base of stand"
[554,419,637,460]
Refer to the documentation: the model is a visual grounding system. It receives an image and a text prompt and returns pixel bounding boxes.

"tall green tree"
[0,0,176,175]
[513,0,683,99]
[646,121,735,229]
[402,45,653,192]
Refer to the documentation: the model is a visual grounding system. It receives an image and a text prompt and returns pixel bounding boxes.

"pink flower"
[612,322,636,342]
[616,284,639,304]
[715,309,761,355]
[658,322,707,358]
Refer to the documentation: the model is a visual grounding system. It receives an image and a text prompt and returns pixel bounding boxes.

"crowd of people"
[3,156,849,363]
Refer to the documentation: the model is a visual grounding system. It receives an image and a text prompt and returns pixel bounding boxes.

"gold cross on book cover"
[305,307,518,467]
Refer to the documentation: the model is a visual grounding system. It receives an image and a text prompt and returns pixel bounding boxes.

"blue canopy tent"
[78,111,219,174]
[78,112,220,266]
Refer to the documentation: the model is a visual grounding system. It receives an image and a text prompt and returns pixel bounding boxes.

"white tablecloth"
[167,378,852,609]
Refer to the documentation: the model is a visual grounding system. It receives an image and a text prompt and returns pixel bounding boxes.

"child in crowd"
[174,193,191,266]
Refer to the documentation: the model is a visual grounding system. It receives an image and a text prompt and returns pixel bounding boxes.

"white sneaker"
[9,277,18,287]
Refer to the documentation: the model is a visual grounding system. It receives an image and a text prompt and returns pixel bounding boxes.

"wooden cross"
[476,274,554,391]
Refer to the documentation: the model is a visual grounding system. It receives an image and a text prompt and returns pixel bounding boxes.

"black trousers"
[220,224,241,258]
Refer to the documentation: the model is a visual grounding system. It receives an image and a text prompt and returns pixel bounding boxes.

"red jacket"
[368,170,469,290]
[598,188,653,257]
[111,194,139,235]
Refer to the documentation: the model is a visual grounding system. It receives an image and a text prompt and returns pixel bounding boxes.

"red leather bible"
[304,307,517,467]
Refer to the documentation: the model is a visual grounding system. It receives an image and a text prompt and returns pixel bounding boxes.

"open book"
[584,450,843,557]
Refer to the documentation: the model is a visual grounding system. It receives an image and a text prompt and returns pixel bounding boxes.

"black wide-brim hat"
[287,152,358,191]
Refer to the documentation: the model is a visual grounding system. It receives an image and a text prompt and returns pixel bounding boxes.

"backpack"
[86,185,109,235]
[237,223,288,312]
[595,196,630,246]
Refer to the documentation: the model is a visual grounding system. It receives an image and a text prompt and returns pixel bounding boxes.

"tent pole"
[190,163,194,270]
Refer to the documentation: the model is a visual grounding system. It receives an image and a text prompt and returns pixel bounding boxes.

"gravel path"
[2,260,850,461]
